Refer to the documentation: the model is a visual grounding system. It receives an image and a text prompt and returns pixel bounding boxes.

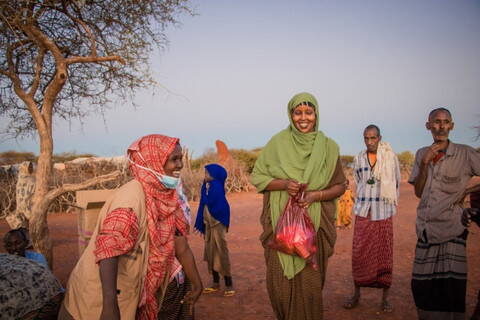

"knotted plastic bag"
[269,184,319,270]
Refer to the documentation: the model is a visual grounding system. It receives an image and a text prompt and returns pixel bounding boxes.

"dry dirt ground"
[1,182,479,320]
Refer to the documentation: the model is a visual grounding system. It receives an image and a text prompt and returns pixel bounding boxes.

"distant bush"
[230,149,259,173]
[190,148,259,174]
[397,151,415,169]
[190,148,217,170]
[0,151,97,166]
[340,155,354,168]
[0,151,36,165]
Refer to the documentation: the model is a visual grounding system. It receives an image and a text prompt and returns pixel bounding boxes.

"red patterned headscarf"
[127,134,189,319]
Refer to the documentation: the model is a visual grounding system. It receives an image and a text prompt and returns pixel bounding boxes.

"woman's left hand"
[297,191,319,209]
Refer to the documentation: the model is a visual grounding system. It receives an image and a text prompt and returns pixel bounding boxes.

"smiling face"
[426,110,454,143]
[291,104,316,133]
[363,128,381,153]
[4,231,27,256]
[163,143,183,178]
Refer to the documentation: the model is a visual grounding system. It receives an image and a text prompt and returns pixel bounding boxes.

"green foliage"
[0,151,36,165]
[190,149,217,170]
[189,148,260,173]
[397,151,415,168]
[230,149,259,173]
[340,155,354,168]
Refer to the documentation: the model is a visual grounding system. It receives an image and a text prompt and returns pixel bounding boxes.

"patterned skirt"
[411,231,467,320]
[352,215,393,288]
[157,277,194,320]
[0,254,64,320]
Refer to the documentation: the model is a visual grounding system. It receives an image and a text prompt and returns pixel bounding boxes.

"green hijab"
[251,92,339,279]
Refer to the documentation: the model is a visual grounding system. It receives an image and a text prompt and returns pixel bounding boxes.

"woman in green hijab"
[251,92,346,320]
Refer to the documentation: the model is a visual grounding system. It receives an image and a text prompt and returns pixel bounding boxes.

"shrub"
[340,155,354,168]
[230,149,259,173]
[397,151,415,169]
[0,151,36,165]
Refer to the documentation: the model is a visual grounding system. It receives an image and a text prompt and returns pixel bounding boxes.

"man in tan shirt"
[409,108,480,320]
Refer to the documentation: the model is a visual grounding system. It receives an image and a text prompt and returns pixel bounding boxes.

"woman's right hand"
[285,180,301,197]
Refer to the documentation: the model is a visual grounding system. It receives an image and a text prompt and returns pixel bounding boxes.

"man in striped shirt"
[344,124,400,313]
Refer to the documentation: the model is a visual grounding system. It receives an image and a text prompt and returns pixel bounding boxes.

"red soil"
[1,182,479,320]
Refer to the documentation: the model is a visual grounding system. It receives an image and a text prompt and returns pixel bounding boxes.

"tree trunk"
[29,203,53,267]
[29,126,54,268]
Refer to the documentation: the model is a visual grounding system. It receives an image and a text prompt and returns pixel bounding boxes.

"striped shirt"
[353,150,400,221]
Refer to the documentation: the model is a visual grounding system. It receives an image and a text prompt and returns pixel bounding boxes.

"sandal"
[203,287,219,294]
[382,300,393,313]
[224,289,236,297]
[343,296,360,309]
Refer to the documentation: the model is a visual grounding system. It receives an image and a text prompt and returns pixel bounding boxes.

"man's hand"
[285,180,301,197]
[462,208,480,227]
[421,142,443,165]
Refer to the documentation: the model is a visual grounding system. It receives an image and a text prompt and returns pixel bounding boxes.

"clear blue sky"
[2,0,480,158]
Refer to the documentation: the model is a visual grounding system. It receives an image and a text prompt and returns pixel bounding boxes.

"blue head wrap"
[194,164,230,234]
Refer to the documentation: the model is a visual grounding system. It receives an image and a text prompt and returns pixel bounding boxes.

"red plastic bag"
[269,184,319,270]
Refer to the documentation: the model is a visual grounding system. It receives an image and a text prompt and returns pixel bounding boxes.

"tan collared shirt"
[409,142,480,243]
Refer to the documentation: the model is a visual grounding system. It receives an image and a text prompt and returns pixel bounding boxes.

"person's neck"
[367,150,377,154]
[434,139,449,151]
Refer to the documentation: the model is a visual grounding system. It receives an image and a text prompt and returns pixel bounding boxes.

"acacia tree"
[0,0,191,265]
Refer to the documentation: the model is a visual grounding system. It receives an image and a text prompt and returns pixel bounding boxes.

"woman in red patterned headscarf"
[60,134,202,320]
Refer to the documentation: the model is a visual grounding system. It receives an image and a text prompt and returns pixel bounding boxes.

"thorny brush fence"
[1,154,417,219]
[0,154,254,218]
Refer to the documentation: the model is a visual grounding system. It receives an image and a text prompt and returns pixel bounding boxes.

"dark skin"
[265,105,345,206]
[413,110,454,198]
[363,128,381,155]
[172,236,203,315]
[461,184,480,228]
[3,231,28,256]
[99,143,202,319]
[99,257,120,320]
[461,185,480,320]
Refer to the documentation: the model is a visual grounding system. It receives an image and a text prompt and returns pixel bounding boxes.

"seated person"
[3,228,48,266]
[0,253,63,320]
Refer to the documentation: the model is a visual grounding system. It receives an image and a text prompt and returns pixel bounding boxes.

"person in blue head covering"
[194,163,234,296]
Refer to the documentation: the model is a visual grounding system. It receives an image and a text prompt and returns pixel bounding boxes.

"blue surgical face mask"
[159,174,179,189]
[128,152,180,189]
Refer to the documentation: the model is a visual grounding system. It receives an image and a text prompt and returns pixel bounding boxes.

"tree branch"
[66,55,126,65]
[45,170,122,203]
[28,48,46,97]
[6,41,28,83]
[59,0,97,57]
[5,41,47,134]
[23,24,67,133]
[0,69,10,76]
